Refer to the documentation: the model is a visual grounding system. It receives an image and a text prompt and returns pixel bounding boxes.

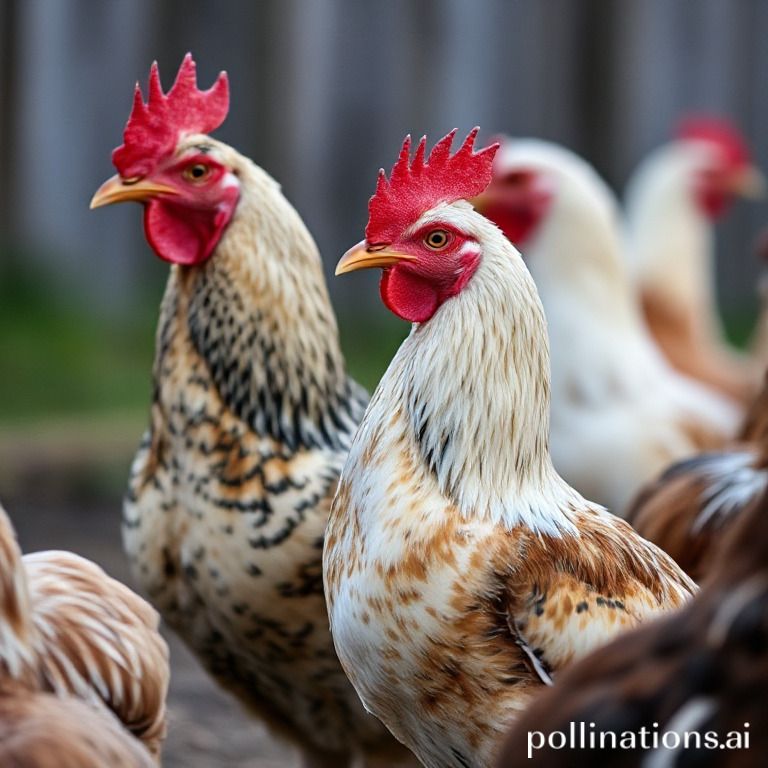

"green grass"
[0,264,158,426]
[339,311,409,393]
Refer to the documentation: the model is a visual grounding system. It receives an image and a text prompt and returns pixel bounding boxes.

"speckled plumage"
[496,483,768,768]
[0,503,167,761]
[325,200,696,768]
[123,136,413,765]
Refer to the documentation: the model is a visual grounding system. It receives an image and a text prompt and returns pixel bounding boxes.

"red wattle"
[144,198,236,266]
[482,201,542,247]
[696,186,730,220]
[380,268,439,323]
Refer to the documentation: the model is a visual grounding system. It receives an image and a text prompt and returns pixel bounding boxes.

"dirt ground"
[6,485,297,767]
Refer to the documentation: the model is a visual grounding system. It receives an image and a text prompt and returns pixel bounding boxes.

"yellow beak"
[90,174,179,209]
[731,165,766,199]
[335,241,416,276]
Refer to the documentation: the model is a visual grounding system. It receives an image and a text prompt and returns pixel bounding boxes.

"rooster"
[496,483,768,767]
[324,129,696,768]
[472,138,740,515]
[623,117,765,403]
[90,55,412,767]
[626,370,768,581]
[0,502,168,760]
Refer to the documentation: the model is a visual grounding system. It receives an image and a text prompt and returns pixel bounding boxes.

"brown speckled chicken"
[627,371,768,582]
[90,55,411,767]
[0,502,167,760]
[324,130,696,768]
[496,483,768,767]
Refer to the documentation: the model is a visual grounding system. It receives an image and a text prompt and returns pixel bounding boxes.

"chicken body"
[496,483,768,768]
[0,683,155,768]
[325,158,696,768]
[627,373,768,581]
[0,503,167,760]
[475,139,740,515]
[624,131,763,403]
[120,137,410,765]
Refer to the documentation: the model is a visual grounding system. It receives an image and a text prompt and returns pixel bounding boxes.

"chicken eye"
[424,230,451,250]
[184,163,210,182]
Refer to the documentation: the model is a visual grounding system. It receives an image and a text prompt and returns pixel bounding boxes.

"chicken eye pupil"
[426,230,448,249]
[186,163,209,181]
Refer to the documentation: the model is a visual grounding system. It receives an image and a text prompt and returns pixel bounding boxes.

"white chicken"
[623,117,764,403]
[474,138,741,515]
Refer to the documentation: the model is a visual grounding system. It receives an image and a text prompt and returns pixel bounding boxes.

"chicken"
[623,117,765,403]
[472,138,740,515]
[626,370,768,581]
[0,683,155,768]
[0,502,167,759]
[90,55,412,767]
[324,129,697,768]
[495,483,768,767]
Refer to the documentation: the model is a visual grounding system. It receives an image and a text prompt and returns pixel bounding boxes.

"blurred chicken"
[624,117,764,403]
[473,138,740,515]
[627,368,768,581]
[91,55,412,767]
[0,683,155,768]
[325,130,696,768]
[0,502,167,759]
[496,483,768,767]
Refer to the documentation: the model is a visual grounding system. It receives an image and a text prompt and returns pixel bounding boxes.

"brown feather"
[0,682,155,768]
[641,289,756,405]
[0,504,169,760]
[628,371,768,581]
[496,485,768,767]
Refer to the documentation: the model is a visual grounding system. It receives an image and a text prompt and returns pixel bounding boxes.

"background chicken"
[623,117,765,403]
[90,55,412,767]
[496,482,768,767]
[325,130,696,768]
[473,138,740,515]
[0,683,156,768]
[626,370,768,581]
[0,502,168,760]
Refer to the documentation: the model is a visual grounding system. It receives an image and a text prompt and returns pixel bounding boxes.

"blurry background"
[1,1,766,765]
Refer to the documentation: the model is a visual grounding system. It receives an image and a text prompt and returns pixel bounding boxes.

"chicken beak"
[731,165,766,199]
[90,174,180,209]
[335,241,416,275]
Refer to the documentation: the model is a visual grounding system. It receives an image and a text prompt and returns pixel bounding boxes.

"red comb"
[676,115,751,169]
[366,128,500,243]
[112,53,229,179]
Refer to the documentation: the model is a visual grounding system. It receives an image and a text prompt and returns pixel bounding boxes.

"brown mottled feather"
[497,485,768,767]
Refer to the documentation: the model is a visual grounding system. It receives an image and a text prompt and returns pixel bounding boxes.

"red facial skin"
[140,152,240,265]
[376,223,481,323]
[692,164,742,220]
[477,169,553,248]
